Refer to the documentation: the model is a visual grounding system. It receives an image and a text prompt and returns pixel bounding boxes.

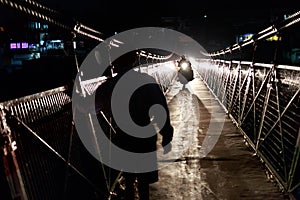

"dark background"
[0,1,299,101]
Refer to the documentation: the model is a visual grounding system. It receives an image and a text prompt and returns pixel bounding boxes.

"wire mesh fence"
[0,86,111,200]
[195,59,300,199]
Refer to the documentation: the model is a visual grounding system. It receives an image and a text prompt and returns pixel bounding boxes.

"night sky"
[34,1,298,25]
[1,0,299,51]
[0,0,299,100]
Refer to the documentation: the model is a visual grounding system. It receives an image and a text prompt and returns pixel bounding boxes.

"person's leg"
[137,179,149,200]
[124,175,136,200]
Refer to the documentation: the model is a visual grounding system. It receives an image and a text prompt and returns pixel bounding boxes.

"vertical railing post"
[0,105,28,200]
[287,126,300,193]
[239,66,253,126]
[255,66,275,150]
[221,61,231,107]
[274,69,287,182]
[216,63,226,99]
[228,62,240,114]
[237,62,242,124]
[251,64,257,144]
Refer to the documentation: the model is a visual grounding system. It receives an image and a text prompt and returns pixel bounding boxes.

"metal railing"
[0,86,108,200]
[195,59,300,198]
[0,58,179,199]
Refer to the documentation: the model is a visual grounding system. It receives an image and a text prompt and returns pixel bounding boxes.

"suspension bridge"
[0,1,299,200]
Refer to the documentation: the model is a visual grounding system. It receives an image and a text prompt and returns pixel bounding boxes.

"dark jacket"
[95,70,173,183]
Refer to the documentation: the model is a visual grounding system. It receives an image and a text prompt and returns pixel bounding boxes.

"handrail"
[196,58,300,199]
[202,10,300,57]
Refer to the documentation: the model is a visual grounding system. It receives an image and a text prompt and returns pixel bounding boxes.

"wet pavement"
[150,77,289,200]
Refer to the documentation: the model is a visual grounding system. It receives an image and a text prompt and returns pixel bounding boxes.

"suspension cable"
[203,9,300,57]
[20,0,59,15]
[1,0,72,30]
[0,0,104,41]
[138,50,174,61]
[1,0,177,60]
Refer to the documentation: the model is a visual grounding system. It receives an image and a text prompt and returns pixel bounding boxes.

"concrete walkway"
[150,77,288,200]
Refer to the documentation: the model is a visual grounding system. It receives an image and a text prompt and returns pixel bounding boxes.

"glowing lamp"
[178,57,191,71]
[179,60,190,70]
[177,56,194,84]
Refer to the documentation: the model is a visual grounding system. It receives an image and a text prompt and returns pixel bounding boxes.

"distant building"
[0,17,93,70]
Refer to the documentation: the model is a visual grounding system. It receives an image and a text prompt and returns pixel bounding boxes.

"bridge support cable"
[0,0,72,30]
[201,10,300,58]
[0,0,104,42]
[71,40,122,197]
[1,0,180,60]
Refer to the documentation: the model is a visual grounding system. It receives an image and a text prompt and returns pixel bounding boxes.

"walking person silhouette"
[95,51,174,200]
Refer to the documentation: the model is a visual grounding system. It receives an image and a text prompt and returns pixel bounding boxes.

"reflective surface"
[150,78,288,200]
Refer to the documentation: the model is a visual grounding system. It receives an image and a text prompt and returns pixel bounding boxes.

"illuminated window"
[28,21,41,29]
[28,22,35,29]
[284,14,291,20]
[236,33,254,43]
[35,22,40,29]
[10,43,17,49]
[21,42,28,49]
[42,24,48,30]
[29,44,39,51]
[266,35,282,41]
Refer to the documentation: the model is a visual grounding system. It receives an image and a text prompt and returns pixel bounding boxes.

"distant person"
[95,51,174,200]
[177,56,194,89]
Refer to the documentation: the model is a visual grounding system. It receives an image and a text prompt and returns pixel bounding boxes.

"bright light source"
[180,61,190,70]
[178,56,192,71]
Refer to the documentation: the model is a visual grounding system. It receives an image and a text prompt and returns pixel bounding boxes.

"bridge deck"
[150,77,288,200]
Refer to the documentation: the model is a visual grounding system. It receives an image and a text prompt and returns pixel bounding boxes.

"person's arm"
[154,84,174,153]
[159,106,173,154]
[159,102,173,142]
[143,73,174,153]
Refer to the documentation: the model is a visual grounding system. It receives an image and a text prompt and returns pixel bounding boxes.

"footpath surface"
[149,78,288,200]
